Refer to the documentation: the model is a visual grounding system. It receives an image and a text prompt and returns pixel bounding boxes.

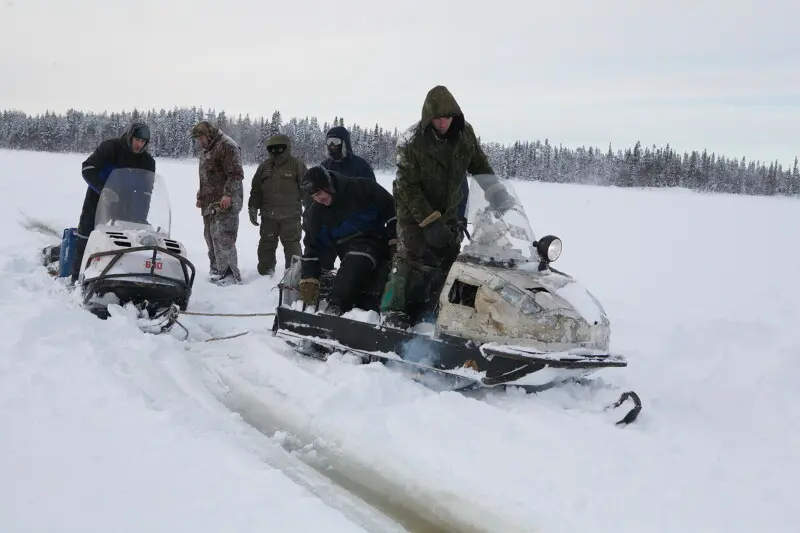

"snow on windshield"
[461,175,538,265]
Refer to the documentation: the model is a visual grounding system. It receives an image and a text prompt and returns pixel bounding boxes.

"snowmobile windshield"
[94,168,172,237]
[461,175,537,267]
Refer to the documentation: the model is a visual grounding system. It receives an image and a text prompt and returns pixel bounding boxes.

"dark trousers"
[258,215,302,274]
[380,219,463,321]
[327,239,383,310]
[71,188,100,282]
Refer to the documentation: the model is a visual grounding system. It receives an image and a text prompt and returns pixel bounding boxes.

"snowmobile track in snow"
[211,367,534,533]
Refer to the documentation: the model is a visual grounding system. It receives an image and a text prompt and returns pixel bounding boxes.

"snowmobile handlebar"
[84,245,196,289]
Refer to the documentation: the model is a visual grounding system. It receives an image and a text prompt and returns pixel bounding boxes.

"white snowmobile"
[42,168,196,337]
[272,176,641,424]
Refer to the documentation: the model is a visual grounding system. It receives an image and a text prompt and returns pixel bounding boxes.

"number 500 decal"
[145,260,163,269]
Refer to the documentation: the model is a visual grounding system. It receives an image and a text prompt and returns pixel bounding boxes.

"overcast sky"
[1,0,798,165]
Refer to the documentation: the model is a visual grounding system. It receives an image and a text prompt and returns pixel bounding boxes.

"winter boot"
[213,268,240,286]
[380,310,411,330]
[322,301,343,316]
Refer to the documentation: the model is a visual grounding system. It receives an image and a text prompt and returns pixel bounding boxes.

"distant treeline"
[1,107,797,197]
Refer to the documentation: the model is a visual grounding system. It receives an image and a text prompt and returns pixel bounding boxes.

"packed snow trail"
[0,250,421,532]
[3,149,800,532]
[1,235,523,533]
[208,366,520,533]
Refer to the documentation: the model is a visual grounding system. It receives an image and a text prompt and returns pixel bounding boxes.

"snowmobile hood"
[491,265,607,326]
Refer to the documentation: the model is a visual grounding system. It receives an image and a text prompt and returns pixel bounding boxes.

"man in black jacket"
[72,122,156,282]
[298,166,396,316]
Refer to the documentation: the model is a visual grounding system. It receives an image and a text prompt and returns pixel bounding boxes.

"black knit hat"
[129,122,151,141]
[301,166,336,194]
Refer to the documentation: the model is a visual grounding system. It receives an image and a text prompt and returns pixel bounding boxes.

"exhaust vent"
[163,239,182,253]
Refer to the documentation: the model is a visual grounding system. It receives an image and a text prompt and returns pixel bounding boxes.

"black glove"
[454,218,470,243]
[424,218,454,249]
[388,238,398,259]
[491,189,515,214]
[248,207,259,226]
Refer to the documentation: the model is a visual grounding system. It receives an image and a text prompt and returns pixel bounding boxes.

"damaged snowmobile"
[272,176,641,424]
[42,168,196,337]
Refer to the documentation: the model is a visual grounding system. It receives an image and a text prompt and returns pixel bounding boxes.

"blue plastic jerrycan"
[58,228,78,278]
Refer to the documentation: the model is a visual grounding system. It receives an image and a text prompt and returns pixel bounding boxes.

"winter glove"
[248,207,259,226]
[423,218,454,249]
[453,219,470,243]
[104,189,119,203]
[299,278,320,305]
[490,188,516,215]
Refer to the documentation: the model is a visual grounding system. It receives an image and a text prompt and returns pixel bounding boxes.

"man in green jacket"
[380,85,514,329]
[248,133,308,276]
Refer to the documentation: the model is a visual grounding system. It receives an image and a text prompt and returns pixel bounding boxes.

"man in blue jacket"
[298,166,396,316]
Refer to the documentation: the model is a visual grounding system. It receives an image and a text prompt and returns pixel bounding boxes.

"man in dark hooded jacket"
[379,85,515,328]
[321,125,376,180]
[298,166,397,316]
[318,125,377,272]
[71,122,156,283]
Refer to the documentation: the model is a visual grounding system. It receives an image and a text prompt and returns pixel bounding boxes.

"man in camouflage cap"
[247,133,308,276]
[379,85,514,329]
[191,120,245,286]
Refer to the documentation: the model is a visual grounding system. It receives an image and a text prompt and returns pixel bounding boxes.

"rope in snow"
[162,309,274,343]
[203,331,251,342]
[179,311,275,318]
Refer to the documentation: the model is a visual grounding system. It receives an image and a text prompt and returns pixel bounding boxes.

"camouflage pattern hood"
[393,85,494,226]
[420,85,463,128]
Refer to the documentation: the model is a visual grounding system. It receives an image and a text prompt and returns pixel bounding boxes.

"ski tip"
[609,390,643,426]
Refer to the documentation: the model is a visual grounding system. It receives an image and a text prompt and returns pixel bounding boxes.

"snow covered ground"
[2,148,798,533]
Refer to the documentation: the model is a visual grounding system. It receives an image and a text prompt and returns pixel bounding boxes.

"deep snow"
[1,148,798,533]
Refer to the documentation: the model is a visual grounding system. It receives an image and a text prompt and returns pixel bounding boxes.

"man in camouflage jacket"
[191,121,245,285]
[380,85,514,328]
[247,133,308,275]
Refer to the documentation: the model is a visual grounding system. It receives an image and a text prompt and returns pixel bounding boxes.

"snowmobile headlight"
[535,235,562,263]
[520,297,542,315]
